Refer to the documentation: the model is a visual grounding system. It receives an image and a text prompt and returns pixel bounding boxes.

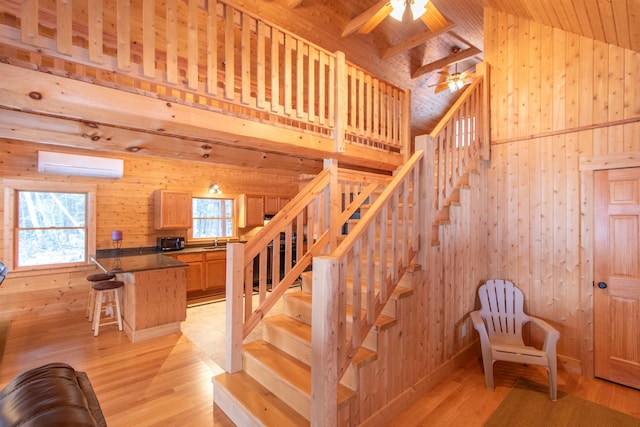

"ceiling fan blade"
[419,1,449,32]
[434,83,449,94]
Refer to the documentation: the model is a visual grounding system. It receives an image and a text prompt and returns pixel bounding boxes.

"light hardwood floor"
[1,310,639,426]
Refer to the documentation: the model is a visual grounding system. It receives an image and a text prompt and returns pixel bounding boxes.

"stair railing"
[427,62,491,228]
[225,163,390,372]
[310,150,427,424]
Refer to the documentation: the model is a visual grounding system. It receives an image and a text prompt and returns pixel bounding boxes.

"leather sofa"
[0,362,107,426]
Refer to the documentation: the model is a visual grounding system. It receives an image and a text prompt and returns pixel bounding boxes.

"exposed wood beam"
[342,0,391,37]
[0,63,402,172]
[285,0,303,7]
[0,109,322,174]
[412,46,481,79]
[381,21,456,60]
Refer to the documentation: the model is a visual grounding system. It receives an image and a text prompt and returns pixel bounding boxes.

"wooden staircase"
[213,178,419,426]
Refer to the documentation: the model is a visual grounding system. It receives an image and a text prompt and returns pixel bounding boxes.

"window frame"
[189,196,236,242]
[3,179,97,274]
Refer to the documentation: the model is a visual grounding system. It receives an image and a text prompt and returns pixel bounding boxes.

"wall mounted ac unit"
[38,151,124,178]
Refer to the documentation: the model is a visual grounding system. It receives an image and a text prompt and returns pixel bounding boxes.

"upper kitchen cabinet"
[155,190,192,229]
[264,196,291,216]
[238,194,265,228]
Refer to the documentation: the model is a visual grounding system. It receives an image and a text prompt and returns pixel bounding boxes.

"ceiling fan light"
[389,0,405,21]
[456,78,464,89]
[448,81,457,93]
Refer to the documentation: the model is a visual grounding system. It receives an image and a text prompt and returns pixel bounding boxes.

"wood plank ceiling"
[484,0,640,53]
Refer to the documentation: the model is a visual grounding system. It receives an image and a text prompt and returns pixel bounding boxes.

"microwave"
[157,237,185,251]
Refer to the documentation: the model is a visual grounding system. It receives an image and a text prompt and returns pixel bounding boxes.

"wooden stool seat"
[91,280,124,337]
[86,272,116,282]
[86,273,116,321]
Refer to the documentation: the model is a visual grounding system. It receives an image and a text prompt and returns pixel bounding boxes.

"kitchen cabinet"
[169,253,204,295]
[205,251,227,297]
[264,196,291,215]
[167,250,226,301]
[238,194,264,227]
[155,190,192,229]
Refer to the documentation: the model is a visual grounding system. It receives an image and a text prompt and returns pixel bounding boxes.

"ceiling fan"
[342,0,451,38]
[430,63,476,94]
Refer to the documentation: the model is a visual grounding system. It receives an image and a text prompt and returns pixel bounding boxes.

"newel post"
[415,135,433,269]
[311,255,339,426]
[225,242,244,373]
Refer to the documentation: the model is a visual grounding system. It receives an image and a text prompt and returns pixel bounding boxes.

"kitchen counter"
[91,253,187,274]
[91,253,187,343]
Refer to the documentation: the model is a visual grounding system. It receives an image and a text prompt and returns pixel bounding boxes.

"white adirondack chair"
[470,279,560,400]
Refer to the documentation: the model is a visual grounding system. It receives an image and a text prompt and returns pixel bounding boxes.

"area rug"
[0,320,9,364]
[484,378,640,427]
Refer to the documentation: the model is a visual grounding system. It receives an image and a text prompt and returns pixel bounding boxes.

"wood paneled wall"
[484,8,640,375]
[0,139,299,320]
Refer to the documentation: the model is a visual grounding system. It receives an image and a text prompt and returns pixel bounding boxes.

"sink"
[202,246,225,251]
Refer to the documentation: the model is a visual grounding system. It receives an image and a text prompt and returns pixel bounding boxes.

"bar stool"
[91,280,124,337]
[86,272,115,322]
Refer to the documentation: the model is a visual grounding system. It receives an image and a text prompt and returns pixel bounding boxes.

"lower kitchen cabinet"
[166,250,226,302]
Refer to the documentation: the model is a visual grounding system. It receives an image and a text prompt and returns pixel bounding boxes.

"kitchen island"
[92,253,187,343]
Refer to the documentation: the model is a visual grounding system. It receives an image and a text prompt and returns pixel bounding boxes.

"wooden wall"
[484,8,640,375]
[0,139,299,321]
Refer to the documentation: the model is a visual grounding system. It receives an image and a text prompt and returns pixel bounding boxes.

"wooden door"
[594,168,640,389]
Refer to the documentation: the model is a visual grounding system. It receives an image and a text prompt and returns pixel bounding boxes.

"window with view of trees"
[192,198,234,239]
[4,180,96,271]
[17,191,88,266]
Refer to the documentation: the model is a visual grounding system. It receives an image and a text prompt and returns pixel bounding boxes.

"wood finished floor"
[1,310,639,426]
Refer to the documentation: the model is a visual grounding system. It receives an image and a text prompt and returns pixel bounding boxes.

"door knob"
[597,281,608,289]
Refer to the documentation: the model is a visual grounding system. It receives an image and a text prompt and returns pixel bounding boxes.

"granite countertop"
[91,253,188,274]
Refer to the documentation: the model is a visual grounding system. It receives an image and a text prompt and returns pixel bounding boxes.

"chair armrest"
[470,311,490,344]
[527,315,560,353]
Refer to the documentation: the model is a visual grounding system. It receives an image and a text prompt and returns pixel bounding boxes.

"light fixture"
[209,183,222,194]
[389,0,429,22]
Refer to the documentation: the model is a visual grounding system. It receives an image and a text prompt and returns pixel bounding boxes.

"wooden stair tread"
[213,371,309,427]
[264,314,378,367]
[345,305,397,331]
[264,313,311,342]
[244,340,356,406]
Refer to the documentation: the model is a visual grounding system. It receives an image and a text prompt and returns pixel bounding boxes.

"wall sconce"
[209,183,222,194]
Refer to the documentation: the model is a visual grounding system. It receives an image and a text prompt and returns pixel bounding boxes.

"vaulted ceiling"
[234,0,639,136]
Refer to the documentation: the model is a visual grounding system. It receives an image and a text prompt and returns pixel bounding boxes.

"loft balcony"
[0,0,411,174]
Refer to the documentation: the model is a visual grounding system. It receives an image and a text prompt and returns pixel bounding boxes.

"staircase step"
[283,290,396,352]
[213,371,309,427]
[263,313,378,368]
[243,340,355,421]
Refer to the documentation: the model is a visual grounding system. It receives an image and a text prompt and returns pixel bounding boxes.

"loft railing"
[0,0,410,156]
[225,164,391,372]
[310,150,427,424]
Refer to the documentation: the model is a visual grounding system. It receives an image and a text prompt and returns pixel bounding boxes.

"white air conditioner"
[38,151,124,178]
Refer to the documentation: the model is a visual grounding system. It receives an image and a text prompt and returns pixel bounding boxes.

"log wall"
[0,139,299,321]
[484,8,640,375]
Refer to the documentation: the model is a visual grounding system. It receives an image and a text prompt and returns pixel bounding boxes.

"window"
[192,198,234,239]
[4,180,96,272]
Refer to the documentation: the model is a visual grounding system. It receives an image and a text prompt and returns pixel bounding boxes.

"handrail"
[225,162,391,371]
[1,0,410,156]
[428,62,490,223]
[310,150,426,423]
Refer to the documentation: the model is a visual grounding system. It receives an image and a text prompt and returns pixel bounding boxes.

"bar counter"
[92,253,187,343]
